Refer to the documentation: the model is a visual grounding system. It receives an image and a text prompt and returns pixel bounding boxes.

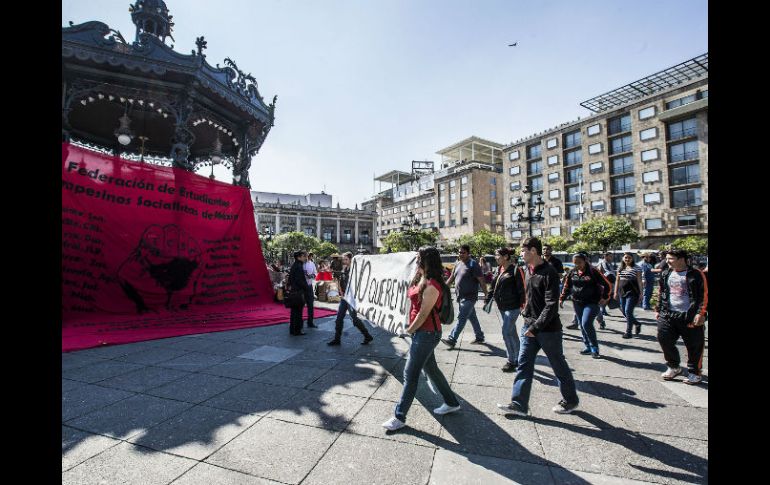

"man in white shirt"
[303,252,317,328]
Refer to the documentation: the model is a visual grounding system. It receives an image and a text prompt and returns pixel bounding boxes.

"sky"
[62,0,708,209]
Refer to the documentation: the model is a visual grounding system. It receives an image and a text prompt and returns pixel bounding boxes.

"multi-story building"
[367,137,505,250]
[502,53,708,249]
[252,191,377,255]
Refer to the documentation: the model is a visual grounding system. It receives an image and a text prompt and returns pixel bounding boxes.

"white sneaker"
[381,416,406,431]
[661,366,684,381]
[433,403,461,415]
[684,373,702,385]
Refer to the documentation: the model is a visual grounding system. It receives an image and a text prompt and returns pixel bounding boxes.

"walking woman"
[485,247,526,372]
[287,250,310,336]
[382,246,461,431]
[615,252,643,338]
[559,252,611,358]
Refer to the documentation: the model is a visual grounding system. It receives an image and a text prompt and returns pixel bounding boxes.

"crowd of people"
[268,239,708,432]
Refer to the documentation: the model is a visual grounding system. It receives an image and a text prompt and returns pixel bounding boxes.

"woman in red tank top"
[382,246,462,431]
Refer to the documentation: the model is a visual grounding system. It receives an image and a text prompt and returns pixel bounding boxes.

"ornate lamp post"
[510,184,545,238]
[401,211,422,251]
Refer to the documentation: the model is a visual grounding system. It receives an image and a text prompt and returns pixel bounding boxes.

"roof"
[580,53,708,113]
[374,170,414,183]
[436,136,504,156]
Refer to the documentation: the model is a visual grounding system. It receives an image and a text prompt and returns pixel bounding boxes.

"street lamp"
[511,184,545,238]
[401,211,422,251]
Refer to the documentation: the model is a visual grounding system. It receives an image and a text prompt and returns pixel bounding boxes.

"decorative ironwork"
[220,58,263,103]
[194,36,207,57]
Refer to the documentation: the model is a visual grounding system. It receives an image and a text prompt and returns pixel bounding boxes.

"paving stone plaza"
[62,302,707,484]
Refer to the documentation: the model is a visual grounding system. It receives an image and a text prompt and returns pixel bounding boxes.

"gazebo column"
[170,94,195,171]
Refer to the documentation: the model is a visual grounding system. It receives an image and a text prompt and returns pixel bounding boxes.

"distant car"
[563,262,576,273]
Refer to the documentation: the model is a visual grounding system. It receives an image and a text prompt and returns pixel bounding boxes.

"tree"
[572,216,640,252]
[542,235,571,252]
[567,241,593,254]
[314,241,339,260]
[455,229,508,256]
[667,236,708,256]
[269,232,322,262]
[378,230,438,253]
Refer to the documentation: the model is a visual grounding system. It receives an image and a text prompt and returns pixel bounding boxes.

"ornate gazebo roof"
[62,1,276,188]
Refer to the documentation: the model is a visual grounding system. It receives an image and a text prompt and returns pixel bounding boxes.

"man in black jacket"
[656,249,708,385]
[327,252,373,346]
[287,250,311,336]
[498,237,579,416]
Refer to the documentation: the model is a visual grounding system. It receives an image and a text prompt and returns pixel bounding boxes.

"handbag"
[283,287,306,308]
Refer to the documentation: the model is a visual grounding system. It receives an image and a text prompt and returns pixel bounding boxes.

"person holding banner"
[382,246,461,431]
[327,252,374,346]
[288,250,311,336]
[485,247,526,372]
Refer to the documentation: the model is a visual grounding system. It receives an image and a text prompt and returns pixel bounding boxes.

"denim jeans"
[512,327,578,411]
[573,302,600,353]
[448,298,484,343]
[334,298,371,340]
[395,330,459,422]
[501,309,521,365]
[619,294,639,334]
[643,278,654,309]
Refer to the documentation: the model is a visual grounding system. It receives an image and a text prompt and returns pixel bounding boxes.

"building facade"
[502,54,708,249]
[368,137,505,250]
[252,192,377,254]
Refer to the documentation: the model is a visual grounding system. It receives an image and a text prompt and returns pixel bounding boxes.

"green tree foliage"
[572,216,640,252]
[665,236,708,256]
[378,230,438,253]
[262,232,322,262]
[567,240,593,254]
[542,235,571,252]
[455,229,508,256]
[314,241,339,260]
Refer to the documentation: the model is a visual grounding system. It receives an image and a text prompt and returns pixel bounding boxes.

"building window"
[461,202,468,212]
[490,190,496,198]
[567,204,583,221]
[490,177,496,185]
[643,192,662,205]
[510,197,519,207]
[440,208,446,216]
[549,189,560,200]
[547,155,558,165]
[610,154,634,175]
[611,175,635,195]
[530,175,544,191]
[550,227,561,236]
[669,140,699,163]
[490,203,497,212]
[461,176,468,184]
[565,167,582,184]
[439,221,445,228]
[462,217,468,224]
[667,117,697,141]
[564,129,581,148]
[440,196,446,203]
[678,214,697,228]
[431,198,435,205]
[549,206,561,216]
[590,181,604,192]
[548,172,559,183]
[510,181,521,191]
[670,163,701,186]
[344,229,352,242]
[588,143,603,155]
[527,143,542,159]
[450,192,457,201]
[567,186,582,202]
[450,206,457,214]
[640,127,658,141]
[510,165,521,176]
[641,148,659,162]
[439,183,446,191]
[508,150,520,161]
[323,228,333,241]
[608,113,632,135]
[587,124,601,136]
[591,200,606,212]
[612,195,636,214]
[450,219,456,227]
[672,187,702,208]
[642,170,660,183]
[638,106,656,120]
[609,135,633,155]
[511,230,522,238]
[528,160,543,175]
[546,138,558,149]
[589,161,603,173]
[666,93,698,109]
[564,149,582,167]
[532,228,543,236]
[461,189,468,198]
[645,218,664,230]
[430,210,435,217]
[450,180,456,188]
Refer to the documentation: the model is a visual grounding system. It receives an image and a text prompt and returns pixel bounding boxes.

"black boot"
[327,338,341,346]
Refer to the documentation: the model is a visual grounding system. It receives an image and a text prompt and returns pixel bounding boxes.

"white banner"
[344,252,418,334]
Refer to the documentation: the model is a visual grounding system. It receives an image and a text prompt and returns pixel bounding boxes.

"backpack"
[432,280,455,326]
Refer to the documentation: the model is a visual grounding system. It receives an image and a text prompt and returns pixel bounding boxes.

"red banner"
[62,143,331,351]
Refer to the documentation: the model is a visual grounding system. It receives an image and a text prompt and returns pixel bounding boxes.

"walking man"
[656,249,708,385]
[497,237,579,416]
[640,253,656,310]
[441,244,488,348]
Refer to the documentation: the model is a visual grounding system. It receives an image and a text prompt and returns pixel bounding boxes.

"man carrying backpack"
[497,237,579,416]
[485,247,526,372]
[441,244,488,348]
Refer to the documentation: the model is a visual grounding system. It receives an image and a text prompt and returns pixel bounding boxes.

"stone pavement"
[62,301,707,484]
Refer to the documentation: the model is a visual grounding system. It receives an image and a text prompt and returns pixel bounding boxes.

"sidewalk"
[62,302,707,484]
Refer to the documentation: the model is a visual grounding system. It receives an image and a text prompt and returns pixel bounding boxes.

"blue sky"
[62,0,708,209]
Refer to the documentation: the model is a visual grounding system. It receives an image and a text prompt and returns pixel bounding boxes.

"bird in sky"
[508,41,518,47]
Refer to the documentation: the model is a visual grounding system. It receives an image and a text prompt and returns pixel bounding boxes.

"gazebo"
[62,0,276,188]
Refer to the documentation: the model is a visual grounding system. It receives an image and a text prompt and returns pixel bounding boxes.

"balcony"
[659,98,708,122]
[667,127,698,141]
[669,150,699,163]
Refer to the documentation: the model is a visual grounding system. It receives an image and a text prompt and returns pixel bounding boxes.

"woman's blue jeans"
[619,294,640,334]
[395,330,459,422]
[501,309,521,365]
[573,302,600,353]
